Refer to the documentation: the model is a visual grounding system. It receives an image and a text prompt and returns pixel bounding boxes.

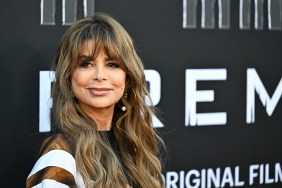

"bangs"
[72,22,123,67]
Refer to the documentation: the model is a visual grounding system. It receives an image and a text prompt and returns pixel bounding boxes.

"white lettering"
[260,164,264,184]
[249,164,259,185]
[180,171,185,188]
[41,0,95,25]
[186,169,200,187]
[183,0,230,29]
[235,166,245,186]
[201,169,206,188]
[39,71,55,132]
[265,164,275,184]
[207,168,220,187]
[145,69,164,128]
[275,163,282,183]
[166,171,179,188]
[246,68,282,124]
[185,69,227,126]
[162,163,281,187]
[220,167,234,187]
[184,0,282,30]
[145,69,161,106]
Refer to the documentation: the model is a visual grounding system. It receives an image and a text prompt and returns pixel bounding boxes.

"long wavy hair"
[50,13,164,187]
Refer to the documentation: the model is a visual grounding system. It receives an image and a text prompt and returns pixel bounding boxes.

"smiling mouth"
[88,88,111,96]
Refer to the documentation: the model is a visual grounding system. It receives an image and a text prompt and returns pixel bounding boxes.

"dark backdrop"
[0,0,281,187]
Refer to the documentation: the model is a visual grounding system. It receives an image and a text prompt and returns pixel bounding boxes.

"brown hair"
[51,13,164,187]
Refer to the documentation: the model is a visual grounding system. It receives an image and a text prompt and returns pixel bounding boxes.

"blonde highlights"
[51,13,164,187]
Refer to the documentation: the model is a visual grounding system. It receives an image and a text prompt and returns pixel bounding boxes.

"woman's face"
[71,40,126,113]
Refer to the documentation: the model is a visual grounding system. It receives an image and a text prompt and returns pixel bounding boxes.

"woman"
[26,13,164,188]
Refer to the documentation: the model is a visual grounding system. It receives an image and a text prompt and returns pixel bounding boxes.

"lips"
[88,88,112,96]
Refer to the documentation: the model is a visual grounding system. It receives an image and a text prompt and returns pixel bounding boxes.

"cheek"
[115,72,126,90]
[71,71,88,93]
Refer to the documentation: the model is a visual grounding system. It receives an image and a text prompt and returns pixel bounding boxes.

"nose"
[93,64,107,81]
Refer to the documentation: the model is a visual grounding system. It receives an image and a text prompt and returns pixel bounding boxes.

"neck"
[94,111,113,131]
[80,104,115,131]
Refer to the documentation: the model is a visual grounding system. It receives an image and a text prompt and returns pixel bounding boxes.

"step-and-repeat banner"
[1,0,282,187]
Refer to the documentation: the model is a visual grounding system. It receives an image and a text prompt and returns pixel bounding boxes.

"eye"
[78,61,92,68]
[107,61,120,68]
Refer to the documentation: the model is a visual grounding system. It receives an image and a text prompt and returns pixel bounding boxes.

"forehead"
[77,39,119,60]
[79,40,97,55]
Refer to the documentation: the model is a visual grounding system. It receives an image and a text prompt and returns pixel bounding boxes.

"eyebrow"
[79,55,92,60]
[78,54,115,61]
